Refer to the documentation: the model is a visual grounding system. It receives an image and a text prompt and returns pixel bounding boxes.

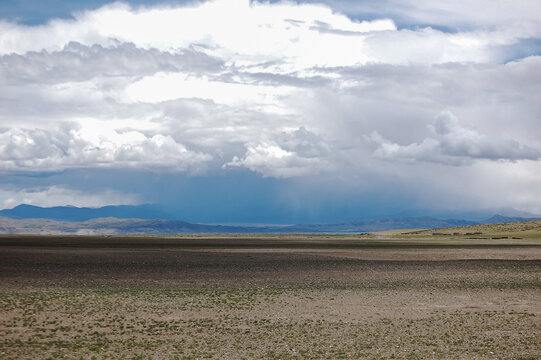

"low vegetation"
[406,219,541,239]
[1,221,540,359]
[1,288,540,359]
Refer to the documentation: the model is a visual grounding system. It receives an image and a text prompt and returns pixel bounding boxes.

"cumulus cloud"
[0,124,212,172]
[0,0,533,67]
[0,0,540,212]
[0,41,224,85]
[1,2,539,175]
[370,111,541,165]
[0,0,390,68]
[225,127,333,178]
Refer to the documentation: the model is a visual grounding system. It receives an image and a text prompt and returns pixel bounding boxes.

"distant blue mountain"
[482,214,541,224]
[1,214,540,235]
[1,205,540,234]
[279,216,480,233]
[0,204,173,222]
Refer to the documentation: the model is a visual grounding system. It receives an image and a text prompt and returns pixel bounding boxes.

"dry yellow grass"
[373,228,427,236]
[407,220,541,239]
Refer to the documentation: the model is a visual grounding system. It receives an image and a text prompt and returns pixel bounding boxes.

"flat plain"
[1,223,540,359]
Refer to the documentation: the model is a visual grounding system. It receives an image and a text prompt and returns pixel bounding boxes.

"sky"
[1,0,541,223]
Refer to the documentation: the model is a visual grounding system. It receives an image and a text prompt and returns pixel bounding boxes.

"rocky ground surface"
[1,234,540,359]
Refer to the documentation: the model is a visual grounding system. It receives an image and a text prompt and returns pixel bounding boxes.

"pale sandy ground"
[1,288,539,359]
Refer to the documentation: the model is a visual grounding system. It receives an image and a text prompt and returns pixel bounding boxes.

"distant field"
[405,219,541,239]
[1,222,540,359]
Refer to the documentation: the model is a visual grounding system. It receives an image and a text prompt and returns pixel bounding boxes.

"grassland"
[405,220,541,239]
[1,221,540,359]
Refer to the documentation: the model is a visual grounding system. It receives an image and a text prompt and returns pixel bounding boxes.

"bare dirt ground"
[1,234,540,359]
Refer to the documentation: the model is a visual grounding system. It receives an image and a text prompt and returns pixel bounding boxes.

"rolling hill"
[1,207,540,235]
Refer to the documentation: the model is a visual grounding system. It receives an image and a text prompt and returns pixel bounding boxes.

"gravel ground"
[1,235,540,359]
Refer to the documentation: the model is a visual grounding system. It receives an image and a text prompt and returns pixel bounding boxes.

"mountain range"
[1,204,540,235]
[0,204,173,222]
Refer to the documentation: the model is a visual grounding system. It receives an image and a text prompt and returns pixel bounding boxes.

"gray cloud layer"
[1,0,540,212]
[370,111,541,165]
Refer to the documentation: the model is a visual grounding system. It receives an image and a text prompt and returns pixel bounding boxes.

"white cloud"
[0,0,392,68]
[369,111,541,165]
[327,0,541,31]
[0,0,531,68]
[226,143,325,178]
[0,124,212,172]
[0,0,540,213]
[124,71,297,111]
[0,41,223,85]
[225,126,333,178]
